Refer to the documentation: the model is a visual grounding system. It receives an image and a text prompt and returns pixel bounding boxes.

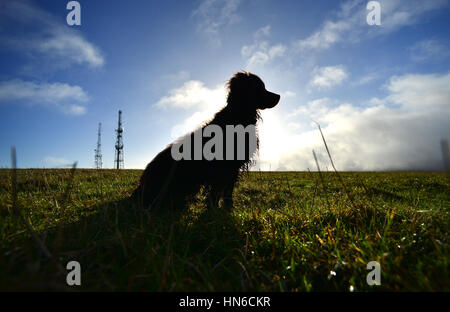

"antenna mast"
[114,110,124,169]
[94,122,102,169]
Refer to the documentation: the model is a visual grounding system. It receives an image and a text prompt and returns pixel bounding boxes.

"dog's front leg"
[221,174,238,211]
[207,187,220,212]
[223,184,235,210]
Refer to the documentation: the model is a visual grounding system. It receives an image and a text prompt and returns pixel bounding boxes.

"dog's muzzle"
[261,91,280,109]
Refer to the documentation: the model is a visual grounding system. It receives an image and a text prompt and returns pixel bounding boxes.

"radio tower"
[114,110,124,169]
[94,122,102,169]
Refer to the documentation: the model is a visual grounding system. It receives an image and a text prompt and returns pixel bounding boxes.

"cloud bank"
[279,72,450,171]
[0,80,89,115]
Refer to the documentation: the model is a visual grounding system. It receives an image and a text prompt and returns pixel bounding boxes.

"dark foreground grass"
[0,169,448,291]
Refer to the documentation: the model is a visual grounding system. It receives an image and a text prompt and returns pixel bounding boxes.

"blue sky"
[1,0,449,170]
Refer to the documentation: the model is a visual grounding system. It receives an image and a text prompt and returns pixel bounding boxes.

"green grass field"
[0,169,448,291]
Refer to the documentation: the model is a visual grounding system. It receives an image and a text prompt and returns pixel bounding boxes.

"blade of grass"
[10,147,65,275]
[313,149,331,212]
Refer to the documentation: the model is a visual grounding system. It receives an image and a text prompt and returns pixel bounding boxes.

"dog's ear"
[226,71,251,107]
[227,72,249,93]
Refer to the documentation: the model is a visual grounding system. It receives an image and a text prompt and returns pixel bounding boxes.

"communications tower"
[114,110,124,169]
[94,123,102,169]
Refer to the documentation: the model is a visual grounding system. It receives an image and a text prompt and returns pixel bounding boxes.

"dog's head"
[227,71,280,110]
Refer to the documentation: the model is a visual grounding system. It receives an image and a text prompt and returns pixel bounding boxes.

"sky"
[0,0,449,171]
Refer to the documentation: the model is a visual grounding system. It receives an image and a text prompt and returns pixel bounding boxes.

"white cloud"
[310,66,348,88]
[385,73,450,111]
[0,79,89,115]
[64,104,87,116]
[156,80,227,138]
[294,0,448,52]
[37,29,104,68]
[156,80,225,110]
[241,26,287,69]
[409,39,450,62]
[352,73,380,85]
[192,0,242,46]
[254,25,271,39]
[283,91,296,98]
[0,0,104,68]
[287,97,338,119]
[296,20,352,51]
[376,0,448,33]
[162,70,191,84]
[242,42,287,68]
[43,156,71,167]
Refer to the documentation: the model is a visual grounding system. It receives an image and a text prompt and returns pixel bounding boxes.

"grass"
[0,168,448,291]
